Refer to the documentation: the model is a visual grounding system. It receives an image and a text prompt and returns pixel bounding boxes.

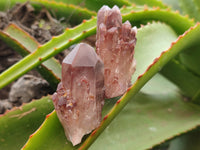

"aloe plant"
[1,0,200,149]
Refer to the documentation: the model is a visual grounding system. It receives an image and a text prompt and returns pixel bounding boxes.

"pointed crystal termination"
[52,43,104,146]
[96,5,137,98]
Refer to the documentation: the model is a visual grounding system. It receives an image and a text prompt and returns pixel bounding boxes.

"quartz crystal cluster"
[96,5,137,98]
[52,5,137,146]
[52,43,104,146]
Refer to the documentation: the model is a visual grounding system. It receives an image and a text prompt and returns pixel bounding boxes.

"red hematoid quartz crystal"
[52,43,104,146]
[96,5,137,98]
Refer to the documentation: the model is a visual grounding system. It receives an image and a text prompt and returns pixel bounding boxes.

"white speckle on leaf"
[149,127,157,132]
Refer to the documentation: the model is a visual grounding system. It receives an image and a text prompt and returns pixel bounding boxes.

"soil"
[0,2,65,113]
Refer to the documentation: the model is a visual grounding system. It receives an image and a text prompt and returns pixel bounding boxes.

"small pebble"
[9,75,52,105]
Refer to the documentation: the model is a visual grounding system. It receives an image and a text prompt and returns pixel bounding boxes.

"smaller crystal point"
[97,5,122,30]
[96,6,137,98]
[52,43,104,146]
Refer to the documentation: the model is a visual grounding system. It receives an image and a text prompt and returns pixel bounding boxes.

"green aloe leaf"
[43,0,132,11]
[0,96,54,150]
[0,0,96,25]
[23,110,72,150]
[0,0,131,12]
[45,0,167,11]
[179,0,200,21]
[194,0,200,9]
[161,0,200,22]
[178,45,200,77]
[160,59,200,98]
[31,0,96,25]
[0,24,61,89]
[131,22,177,83]
[161,0,182,12]
[121,6,194,35]
[169,130,200,150]
[128,0,167,8]
[2,24,39,55]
